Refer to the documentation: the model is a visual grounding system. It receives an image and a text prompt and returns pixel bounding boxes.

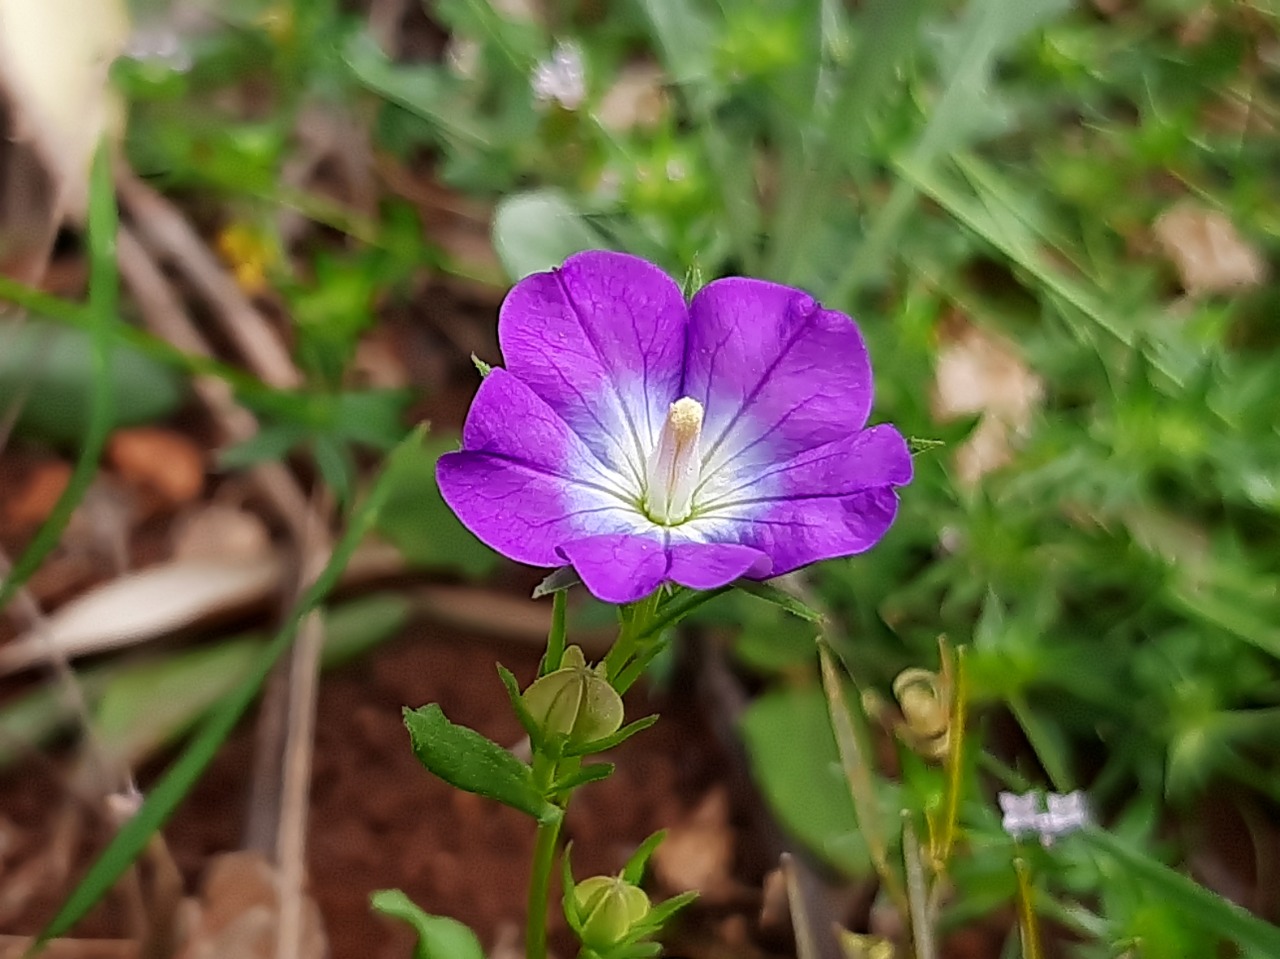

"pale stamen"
[643,397,704,525]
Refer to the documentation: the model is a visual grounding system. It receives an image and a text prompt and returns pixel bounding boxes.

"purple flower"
[437,251,912,604]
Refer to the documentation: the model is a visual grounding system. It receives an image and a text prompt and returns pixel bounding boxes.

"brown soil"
[0,622,734,959]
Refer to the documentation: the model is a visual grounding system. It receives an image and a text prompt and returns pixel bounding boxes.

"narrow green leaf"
[1085,829,1280,956]
[37,427,425,943]
[404,704,554,820]
[736,581,825,624]
[370,889,485,959]
[564,714,659,757]
[0,144,117,612]
[496,663,543,746]
[550,762,615,792]
[621,830,666,885]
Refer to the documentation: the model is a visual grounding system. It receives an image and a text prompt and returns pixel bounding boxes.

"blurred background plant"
[0,0,1277,957]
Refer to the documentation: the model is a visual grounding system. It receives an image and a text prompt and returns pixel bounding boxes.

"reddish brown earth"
[0,623,735,959]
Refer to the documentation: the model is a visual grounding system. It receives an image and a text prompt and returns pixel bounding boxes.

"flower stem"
[526,809,564,959]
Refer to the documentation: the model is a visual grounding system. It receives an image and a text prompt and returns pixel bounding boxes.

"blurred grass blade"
[1014,858,1043,959]
[0,143,117,611]
[36,427,425,944]
[830,0,1069,301]
[817,640,904,910]
[932,644,968,871]
[903,817,936,959]
[1084,828,1280,956]
[768,0,925,283]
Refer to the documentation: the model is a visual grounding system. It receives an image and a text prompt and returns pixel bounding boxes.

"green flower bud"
[571,875,651,951]
[522,646,624,748]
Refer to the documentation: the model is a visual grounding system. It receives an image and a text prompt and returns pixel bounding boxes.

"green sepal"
[370,889,485,959]
[735,580,824,623]
[550,762,616,793]
[565,714,660,757]
[403,704,554,820]
[496,663,544,750]
[634,891,698,935]
[533,566,581,599]
[621,830,666,885]
[561,842,584,936]
[471,353,493,377]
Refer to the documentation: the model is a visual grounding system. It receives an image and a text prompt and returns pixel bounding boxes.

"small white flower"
[999,790,1091,846]
[532,41,586,111]
[999,791,1043,840]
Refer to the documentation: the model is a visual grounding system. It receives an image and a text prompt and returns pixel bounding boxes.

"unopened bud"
[522,646,623,748]
[571,875,651,950]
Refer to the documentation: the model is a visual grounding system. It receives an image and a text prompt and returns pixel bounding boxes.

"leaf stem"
[526,809,565,959]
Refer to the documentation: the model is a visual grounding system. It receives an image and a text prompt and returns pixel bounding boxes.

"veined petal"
[557,534,770,604]
[438,369,647,568]
[500,251,688,489]
[687,425,912,576]
[683,278,873,481]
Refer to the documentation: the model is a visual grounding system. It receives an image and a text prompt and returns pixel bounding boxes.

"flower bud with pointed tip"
[571,875,651,951]
[522,645,624,748]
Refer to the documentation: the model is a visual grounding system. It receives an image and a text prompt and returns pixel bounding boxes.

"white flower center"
[642,397,704,525]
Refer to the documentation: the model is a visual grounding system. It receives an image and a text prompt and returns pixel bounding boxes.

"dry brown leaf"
[596,63,668,132]
[0,937,138,959]
[107,427,206,505]
[0,0,129,217]
[0,554,282,676]
[931,318,1043,489]
[1153,203,1267,296]
[652,787,735,898]
[171,503,273,563]
[175,851,327,959]
[3,459,72,529]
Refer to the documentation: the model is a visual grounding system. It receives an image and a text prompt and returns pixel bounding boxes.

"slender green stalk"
[540,591,568,676]
[525,809,565,959]
[0,146,117,611]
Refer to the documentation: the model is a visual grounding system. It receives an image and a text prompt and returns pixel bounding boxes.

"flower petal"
[683,278,873,481]
[557,534,769,604]
[438,369,646,568]
[499,251,688,492]
[688,425,912,577]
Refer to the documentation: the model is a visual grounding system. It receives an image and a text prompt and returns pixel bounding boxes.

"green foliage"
[0,319,184,445]
[374,432,501,578]
[370,889,485,959]
[403,703,556,821]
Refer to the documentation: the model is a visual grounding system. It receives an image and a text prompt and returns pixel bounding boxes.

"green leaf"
[621,831,666,885]
[740,688,889,876]
[0,320,185,446]
[735,581,825,624]
[0,145,120,612]
[492,190,610,281]
[37,427,426,944]
[375,432,500,578]
[403,704,555,820]
[550,762,615,792]
[370,889,485,959]
[1084,829,1280,957]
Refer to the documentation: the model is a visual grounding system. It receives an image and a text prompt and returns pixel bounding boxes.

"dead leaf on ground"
[171,503,273,563]
[931,316,1044,490]
[107,427,206,507]
[0,553,282,676]
[596,63,669,132]
[0,0,129,218]
[2,458,72,530]
[0,936,138,959]
[175,851,327,959]
[1153,203,1267,297]
[652,787,736,900]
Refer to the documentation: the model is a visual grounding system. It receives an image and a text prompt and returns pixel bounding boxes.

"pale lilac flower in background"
[999,790,1091,846]
[532,41,587,111]
[437,251,912,604]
